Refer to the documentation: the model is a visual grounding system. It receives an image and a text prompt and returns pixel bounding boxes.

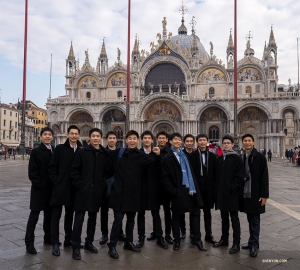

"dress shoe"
[108,246,119,259]
[99,234,108,245]
[191,240,207,251]
[241,245,250,249]
[72,248,81,260]
[136,236,145,248]
[173,242,180,250]
[119,233,127,242]
[229,244,240,254]
[250,247,257,257]
[124,242,141,252]
[84,243,98,253]
[147,232,157,241]
[52,244,60,256]
[156,237,168,249]
[205,235,217,244]
[180,231,186,239]
[26,246,37,254]
[165,235,174,244]
[213,239,229,248]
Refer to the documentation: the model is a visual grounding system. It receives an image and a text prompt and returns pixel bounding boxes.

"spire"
[190,17,198,52]
[178,1,188,35]
[100,38,107,58]
[68,41,75,60]
[132,34,139,53]
[268,25,276,46]
[227,29,234,52]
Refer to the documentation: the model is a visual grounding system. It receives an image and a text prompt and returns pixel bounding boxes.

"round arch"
[196,66,228,84]
[148,119,179,135]
[99,105,126,122]
[237,102,271,119]
[197,103,230,121]
[75,73,101,88]
[280,105,299,119]
[66,107,95,122]
[237,65,266,82]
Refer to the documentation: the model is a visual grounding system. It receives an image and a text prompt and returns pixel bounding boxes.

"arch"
[50,111,58,122]
[117,90,123,98]
[149,120,178,135]
[106,72,127,87]
[99,106,126,122]
[86,91,91,98]
[103,109,126,122]
[52,124,60,135]
[280,105,299,119]
[80,124,92,137]
[197,104,230,121]
[209,87,215,97]
[237,66,264,82]
[77,75,99,88]
[197,68,227,83]
[66,107,95,122]
[237,102,272,119]
[237,106,268,121]
[199,107,228,122]
[69,111,93,123]
[196,64,230,84]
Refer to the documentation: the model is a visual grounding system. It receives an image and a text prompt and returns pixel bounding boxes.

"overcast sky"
[0,0,299,108]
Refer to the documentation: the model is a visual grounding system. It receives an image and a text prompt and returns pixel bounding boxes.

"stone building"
[46,9,300,156]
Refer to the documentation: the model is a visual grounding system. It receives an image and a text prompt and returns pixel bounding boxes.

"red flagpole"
[126,0,131,132]
[233,0,238,149]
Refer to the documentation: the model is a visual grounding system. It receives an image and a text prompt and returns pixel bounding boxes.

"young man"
[107,130,160,259]
[99,131,126,245]
[136,130,168,249]
[240,134,269,257]
[147,131,174,244]
[25,127,54,254]
[161,133,204,251]
[48,125,82,256]
[189,134,217,245]
[214,135,244,254]
[70,128,112,260]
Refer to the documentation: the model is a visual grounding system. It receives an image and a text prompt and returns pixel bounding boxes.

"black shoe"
[136,237,145,248]
[205,235,217,244]
[26,246,37,254]
[99,234,108,245]
[191,240,207,251]
[108,246,119,259]
[72,248,81,260]
[241,245,250,249]
[123,242,141,252]
[156,237,168,249]
[119,233,126,242]
[52,244,60,256]
[165,235,174,244]
[173,242,180,250]
[84,243,98,253]
[250,247,257,257]
[147,232,157,241]
[180,232,186,239]
[213,239,229,248]
[229,244,240,254]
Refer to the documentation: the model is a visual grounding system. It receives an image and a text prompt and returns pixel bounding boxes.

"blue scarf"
[170,146,196,195]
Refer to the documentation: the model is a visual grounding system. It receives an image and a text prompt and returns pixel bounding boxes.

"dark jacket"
[189,149,217,209]
[108,147,155,212]
[28,143,54,211]
[70,145,111,213]
[48,139,83,206]
[240,148,269,214]
[161,151,203,215]
[159,145,171,205]
[215,153,244,212]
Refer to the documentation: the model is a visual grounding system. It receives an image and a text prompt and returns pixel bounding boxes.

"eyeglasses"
[223,142,233,145]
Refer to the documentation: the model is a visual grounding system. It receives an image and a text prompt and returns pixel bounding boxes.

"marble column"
[158,84,162,92]
[168,84,172,93]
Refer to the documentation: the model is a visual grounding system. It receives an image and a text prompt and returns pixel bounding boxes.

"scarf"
[223,149,237,160]
[242,150,252,198]
[170,146,196,195]
[198,148,208,177]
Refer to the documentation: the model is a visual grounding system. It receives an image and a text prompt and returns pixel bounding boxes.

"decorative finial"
[179,1,188,18]
[246,31,253,43]
[271,24,273,30]
[190,16,197,34]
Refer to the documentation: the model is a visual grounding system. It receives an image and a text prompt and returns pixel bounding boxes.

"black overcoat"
[28,143,54,211]
[189,150,217,209]
[70,145,111,213]
[239,148,269,214]
[161,151,203,215]
[48,139,83,206]
[108,148,155,212]
[215,153,244,212]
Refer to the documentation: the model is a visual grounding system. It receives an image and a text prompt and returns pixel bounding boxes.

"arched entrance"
[153,123,175,135]
[69,111,93,144]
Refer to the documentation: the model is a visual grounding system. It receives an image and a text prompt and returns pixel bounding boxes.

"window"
[113,126,123,139]
[9,131,11,139]
[16,113,18,117]
[209,125,220,140]
[14,132,17,140]
[86,92,91,98]
[10,121,12,129]
[4,110,6,114]
[209,87,215,97]
[3,130,5,139]
[32,111,34,115]
[117,90,122,98]
[10,111,12,116]
[3,120,6,126]
[42,121,44,124]
[15,122,17,128]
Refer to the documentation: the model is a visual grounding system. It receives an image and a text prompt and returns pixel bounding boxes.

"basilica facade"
[46,13,300,156]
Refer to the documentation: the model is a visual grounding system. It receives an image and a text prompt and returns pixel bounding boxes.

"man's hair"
[196,133,208,141]
[40,127,54,136]
[169,132,182,141]
[242,133,254,142]
[126,130,139,139]
[183,134,195,142]
[141,130,154,140]
[89,128,103,137]
[222,134,234,143]
[67,125,80,134]
[156,131,168,139]
[106,131,117,139]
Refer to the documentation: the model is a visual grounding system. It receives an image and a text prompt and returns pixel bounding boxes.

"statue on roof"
[117,48,121,62]
[162,17,167,31]
[209,41,214,56]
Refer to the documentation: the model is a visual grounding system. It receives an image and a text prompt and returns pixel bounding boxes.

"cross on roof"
[179,1,188,17]
[246,31,253,42]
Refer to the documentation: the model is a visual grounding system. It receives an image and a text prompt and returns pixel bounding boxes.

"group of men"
[24,125,269,261]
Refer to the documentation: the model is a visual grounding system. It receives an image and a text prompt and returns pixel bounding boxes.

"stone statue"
[288,78,291,86]
[162,17,167,31]
[156,33,161,40]
[209,41,213,56]
[117,48,121,61]
[168,32,172,40]
[228,55,233,68]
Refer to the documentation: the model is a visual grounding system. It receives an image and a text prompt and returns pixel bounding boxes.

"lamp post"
[233,0,238,151]
[125,0,131,133]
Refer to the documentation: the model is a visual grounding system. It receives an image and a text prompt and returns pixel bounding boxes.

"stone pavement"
[0,157,299,270]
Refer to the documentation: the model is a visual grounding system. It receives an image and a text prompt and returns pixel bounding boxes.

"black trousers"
[172,209,200,243]
[162,202,172,235]
[51,205,74,245]
[25,209,52,247]
[137,210,163,238]
[247,214,260,248]
[108,211,136,247]
[71,211,97,249]
[220,210,241,244]
[201,206,213,237]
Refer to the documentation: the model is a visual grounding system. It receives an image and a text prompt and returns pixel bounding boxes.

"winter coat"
[28,143,54,211]
[48,139,83,206]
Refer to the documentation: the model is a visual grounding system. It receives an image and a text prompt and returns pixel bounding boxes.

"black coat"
[239,148,269,214]
[189,149,217,209]
[161,151,203,215]
[48,139,83,206]
[215,153,244,212]
[108,148,155,212]
[28,143,54,211]
[70,145,111,213]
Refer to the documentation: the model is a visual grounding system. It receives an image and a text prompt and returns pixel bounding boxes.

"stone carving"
[198,68,226,83]
[117,48,121,62]
[209,41,213,56]
[162,17,167,31]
